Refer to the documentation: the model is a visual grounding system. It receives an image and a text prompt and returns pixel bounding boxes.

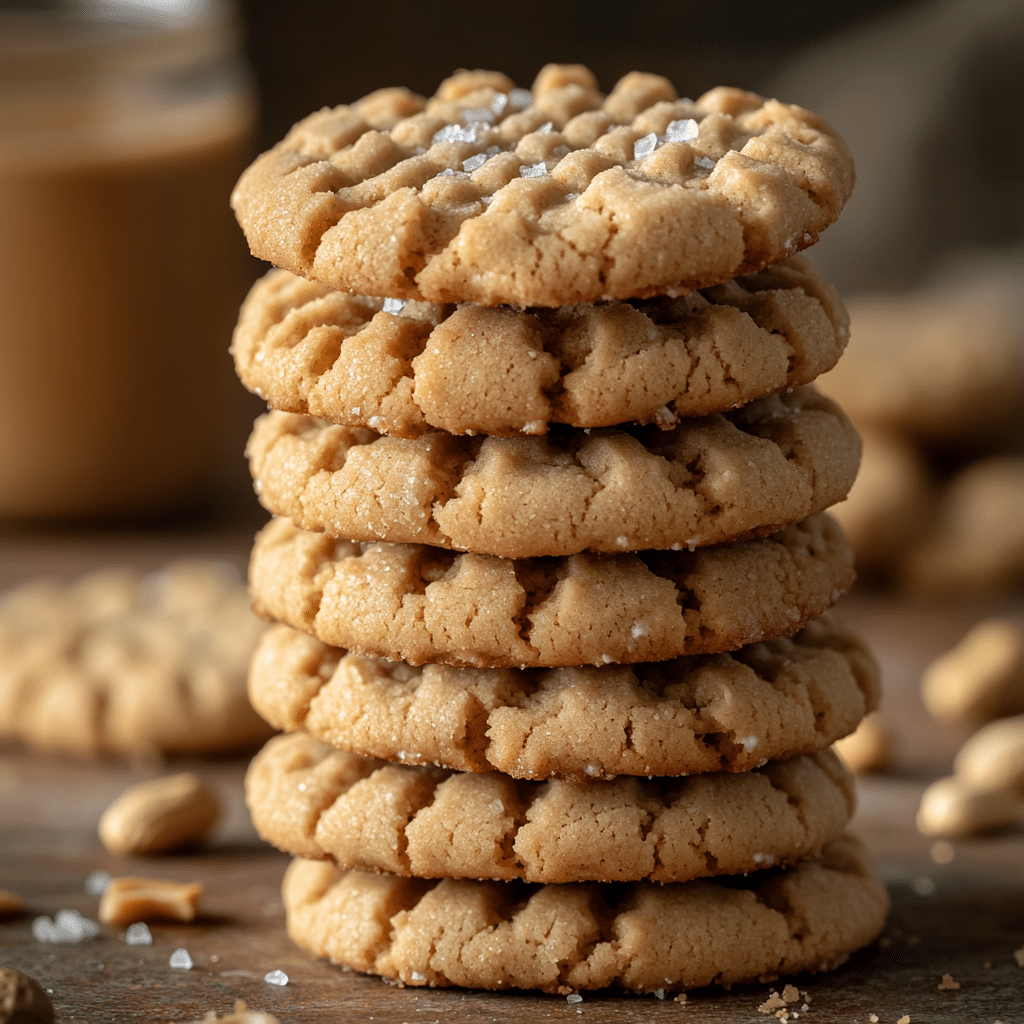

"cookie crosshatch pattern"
[231,255,849,437]
[248,612,879,781]
[246,387,861,558]
[232,66,854,307]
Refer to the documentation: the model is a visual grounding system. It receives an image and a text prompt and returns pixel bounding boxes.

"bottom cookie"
[282,833,888,994]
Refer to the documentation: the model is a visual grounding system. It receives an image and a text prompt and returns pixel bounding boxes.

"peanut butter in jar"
[0,1,258,518]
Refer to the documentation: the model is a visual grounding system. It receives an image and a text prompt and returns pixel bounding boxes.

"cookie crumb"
[758,992,787,1013]
[984,960,992,969]
[897,1017,910,1024]
[937,972,960,991]
[1014,946,1024,967]
[674,993,687,1003]
[930,840,954,864]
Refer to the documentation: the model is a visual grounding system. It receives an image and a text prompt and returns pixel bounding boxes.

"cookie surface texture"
[281,833,887,993]
[231,66,854,306]
[248,513,855,668]
[231,256,849,437]
[248,614,879,780]
[0,563,272,755]
[247,732,856,883]
[247,387,860,557]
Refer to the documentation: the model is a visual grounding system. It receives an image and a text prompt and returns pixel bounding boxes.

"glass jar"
[0,0,257,518]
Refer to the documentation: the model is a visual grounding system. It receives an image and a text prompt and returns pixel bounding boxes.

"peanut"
[916,775,1023,838]
[98,875,202,926]
[0,891,23,918]
[98,773,219,855]
[834,712,892,773]
[0,968,54,1024]
[921,617,1024,725]
[954,714,1024,794]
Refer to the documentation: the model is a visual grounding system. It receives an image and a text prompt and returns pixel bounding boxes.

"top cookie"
[231,65,854,307]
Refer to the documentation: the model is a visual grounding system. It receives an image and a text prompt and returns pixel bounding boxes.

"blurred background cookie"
[0,561,272,756]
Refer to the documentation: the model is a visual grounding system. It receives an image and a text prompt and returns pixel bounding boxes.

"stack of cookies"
[231,65,889,995]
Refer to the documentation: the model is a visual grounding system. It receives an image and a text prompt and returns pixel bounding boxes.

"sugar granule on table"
[125,922,152,946]
[85,870,111,895]
[32,909,100,944]
[170,947,194,970]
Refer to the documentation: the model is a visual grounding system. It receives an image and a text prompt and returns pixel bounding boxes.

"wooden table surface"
[1,527,1022,1024]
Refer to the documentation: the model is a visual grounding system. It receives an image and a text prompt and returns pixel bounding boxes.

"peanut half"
[98,876,202,926]
[98,773,220,856]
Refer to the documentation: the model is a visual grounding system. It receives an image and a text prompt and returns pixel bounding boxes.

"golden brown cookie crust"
[247,732,856,884]
[281,833,888,993]
[248,514,855,668]
[0,563,272,756]
[246,387,860,558]
[231,257,849,438]
[248,614,879,781]
[231,67,854,307]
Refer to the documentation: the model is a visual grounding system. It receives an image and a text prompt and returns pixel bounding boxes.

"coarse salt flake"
[264,970,289,986]
[125,922,152,946]
[537,121,554,134]
[665,118,699,143]
[169,948,193,970]
[462,107,494,124]
[694,155,716,169]
[566,994,583,1004]
[508,88,532,110]
[85,870,111,895]
[382,298,405,314]
[520,162,547,178]
[462,153,488,172]
[432,124,479,145]
[633,132,659,160]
